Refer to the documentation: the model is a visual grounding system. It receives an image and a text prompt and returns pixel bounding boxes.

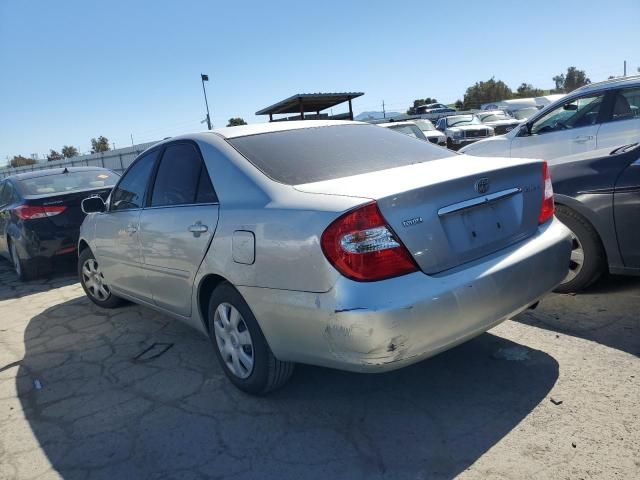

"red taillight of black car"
[321,202,418,282]
[15,205,67,220]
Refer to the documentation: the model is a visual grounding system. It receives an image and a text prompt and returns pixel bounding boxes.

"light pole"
[201,74,212,130]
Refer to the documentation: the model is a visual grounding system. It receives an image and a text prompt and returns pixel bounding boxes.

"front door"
[511,92,605,162]
[138,142,219,316]
[93,149,159,301]
[614,146,640,269]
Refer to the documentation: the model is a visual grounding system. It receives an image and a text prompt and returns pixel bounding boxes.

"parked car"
[412,119,447,145]
[459,76,640,160]
[435,114,495,150]
[475,110,522,135]
[415,103,456,115]
[0,167,118,280]
[379,120,446,146]
[78,121,570,394]
[549,142,640,292]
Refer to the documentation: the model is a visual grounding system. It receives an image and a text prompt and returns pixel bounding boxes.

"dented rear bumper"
[238,218,571,373]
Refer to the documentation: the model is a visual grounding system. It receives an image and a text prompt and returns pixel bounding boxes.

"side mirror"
[81,196,106,214]
[563,104,578,111]
[518,123,531,137]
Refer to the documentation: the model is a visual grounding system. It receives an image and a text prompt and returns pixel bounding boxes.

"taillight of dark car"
[14,205,67,220]
[321,202,418,282]
[538,161,555,224]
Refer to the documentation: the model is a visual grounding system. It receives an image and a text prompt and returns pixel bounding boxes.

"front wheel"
[208,283,294,395]
[554,206,606,293]
[78,248,124,308]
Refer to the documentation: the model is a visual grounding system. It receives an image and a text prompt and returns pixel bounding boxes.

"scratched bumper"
[238,218,571,373]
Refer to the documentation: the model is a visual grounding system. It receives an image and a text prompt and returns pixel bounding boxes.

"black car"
[551,142,640,292]
[0,167,118,280]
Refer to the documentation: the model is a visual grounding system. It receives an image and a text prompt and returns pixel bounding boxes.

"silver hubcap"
[213,303,254,379]
[82,259,111,301]
[10,243,21,277]
[563,230,585,284]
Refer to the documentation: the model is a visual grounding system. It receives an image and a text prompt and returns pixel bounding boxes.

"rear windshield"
[18,170,119,195]
[227,124,454,185]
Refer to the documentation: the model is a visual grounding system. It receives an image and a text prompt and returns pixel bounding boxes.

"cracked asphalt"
[0,259,638,479]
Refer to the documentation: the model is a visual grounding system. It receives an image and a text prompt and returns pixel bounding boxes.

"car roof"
[574,75,640,94]
[377,121,417,127]
[211,120,364,139]
[5,166,110,182]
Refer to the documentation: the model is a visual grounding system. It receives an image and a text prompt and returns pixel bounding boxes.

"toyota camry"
[78,121,571,394]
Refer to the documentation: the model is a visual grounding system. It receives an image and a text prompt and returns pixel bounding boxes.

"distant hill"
[354,111,402,121]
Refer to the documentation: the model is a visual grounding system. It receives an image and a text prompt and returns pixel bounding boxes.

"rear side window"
[227,124,453,185]
[0,182,16,206]
[610,87,640,122]
[151,143,217,207]
[111,150,158,211]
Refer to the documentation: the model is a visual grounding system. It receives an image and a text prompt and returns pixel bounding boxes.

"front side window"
[151,143,217,207]
[110,150,158,211]
[531,94,604,135]
[609,87,640,122]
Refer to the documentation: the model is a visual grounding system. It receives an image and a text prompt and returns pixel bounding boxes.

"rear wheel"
[554,206,606,293]
[9,240,35,281]
[208,283,294,395]
[78,248,124,308]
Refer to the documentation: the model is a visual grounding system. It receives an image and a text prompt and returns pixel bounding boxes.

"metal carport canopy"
[255,92,364,120]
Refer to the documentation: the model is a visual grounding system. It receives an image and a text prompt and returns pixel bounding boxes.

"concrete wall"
[0,141,159,179]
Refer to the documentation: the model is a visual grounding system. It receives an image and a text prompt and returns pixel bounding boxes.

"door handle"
[188,221,209,236]
[574,135,594,143]
[125,225,137,234]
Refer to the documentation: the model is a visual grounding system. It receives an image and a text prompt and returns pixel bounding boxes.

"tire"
[446,138,454,150]
[78,248,124,308]
[554,205,606,293]
[207,282,294,395]
[9,239,36,281]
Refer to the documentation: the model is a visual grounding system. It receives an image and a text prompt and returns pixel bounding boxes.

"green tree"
[47,149,63,162]
[10,155,37,168]
[90,136,110,153]
[454,99,464,110]
[406,97,438,115]
[462,78,513,110]
[515,83,544,98]
[227,117,247,127]
[552,74,565,93]
[61,145,79,158]
[563,66,590,92]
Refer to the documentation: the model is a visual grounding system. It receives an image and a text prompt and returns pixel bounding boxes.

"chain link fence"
[0,141,159,179]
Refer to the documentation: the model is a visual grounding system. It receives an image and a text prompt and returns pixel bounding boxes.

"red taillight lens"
[15,205,67,220]
[538,161,554,224]
[321,202,418,282]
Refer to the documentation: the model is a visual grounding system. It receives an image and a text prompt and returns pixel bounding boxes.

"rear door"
[510,92,605,161]
[596,86,640,151]
[94,150,159,301]
[139,142,219,316]
[614,145,640,268]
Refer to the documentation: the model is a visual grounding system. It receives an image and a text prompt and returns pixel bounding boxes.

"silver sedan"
[78,120,571,394]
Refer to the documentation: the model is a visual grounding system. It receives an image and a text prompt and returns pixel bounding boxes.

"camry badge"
[474,177,490,194]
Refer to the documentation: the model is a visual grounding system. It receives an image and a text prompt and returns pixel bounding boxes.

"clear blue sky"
[1,0,638,163]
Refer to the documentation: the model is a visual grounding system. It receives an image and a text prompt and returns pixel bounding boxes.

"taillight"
[321,202,418,282]
[15,205,67,220]
[538,161,554,224]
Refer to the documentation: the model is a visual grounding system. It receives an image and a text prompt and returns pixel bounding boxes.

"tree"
[10,155,37,168]
[454,99,464,109]
[563,66,590,92]
[90,136,110,153]
[515,83,544,98]
[407,97,438,115]
[462,78,513,110]
[47,149,63,162]
[552,74,565,93]
[61,145,79,158]
[227,117,247,127]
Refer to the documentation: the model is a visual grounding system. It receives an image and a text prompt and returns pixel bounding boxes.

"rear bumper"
[14,226,80,275]
[239,218,571,373]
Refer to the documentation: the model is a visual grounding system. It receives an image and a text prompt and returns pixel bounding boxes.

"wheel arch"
[197,273,232,333]
[78,238,91,256]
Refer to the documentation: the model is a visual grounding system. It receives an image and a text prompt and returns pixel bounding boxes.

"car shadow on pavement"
[14,297,559,480]
[0,258,78,302]
[516,275,640,358]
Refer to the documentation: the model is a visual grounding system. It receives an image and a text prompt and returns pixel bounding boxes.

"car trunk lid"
[296,155,545,274]
[23,188,112,228]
